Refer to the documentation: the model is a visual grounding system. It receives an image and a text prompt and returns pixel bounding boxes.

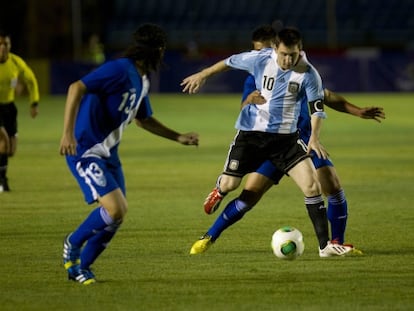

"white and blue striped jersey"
[225,48,324,134]
[73,58,153,162]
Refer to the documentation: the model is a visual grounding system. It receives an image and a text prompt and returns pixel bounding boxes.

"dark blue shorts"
[66,156,125,204]
[255,151,334,184]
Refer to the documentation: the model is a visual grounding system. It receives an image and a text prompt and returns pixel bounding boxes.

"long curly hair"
[124,24,167,73]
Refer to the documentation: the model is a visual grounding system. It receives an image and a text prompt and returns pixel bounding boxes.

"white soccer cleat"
[319,240,354,258]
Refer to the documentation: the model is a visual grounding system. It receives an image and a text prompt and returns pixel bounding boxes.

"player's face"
[0,36,11,63]
[275,42,300,70]
[253,40,272,51]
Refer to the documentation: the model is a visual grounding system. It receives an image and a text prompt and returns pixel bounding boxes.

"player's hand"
[359,106,385,122]
[307,137,328,160]
[181,73,206,94]
[241,90,267,109]
[177,132,199,146]
[59,134,77,155]
[30,103,39,118]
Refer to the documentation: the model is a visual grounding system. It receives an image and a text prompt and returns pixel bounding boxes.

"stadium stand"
[104,0,414,50]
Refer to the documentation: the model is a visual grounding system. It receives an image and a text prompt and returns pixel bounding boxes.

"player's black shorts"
[222,130,309,178]
[0,102,18,136]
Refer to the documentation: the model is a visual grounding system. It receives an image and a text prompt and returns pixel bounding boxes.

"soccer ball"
[271,226,305,260]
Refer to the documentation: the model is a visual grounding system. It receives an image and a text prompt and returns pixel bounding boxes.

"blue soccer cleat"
[70,268,96,285]
[63,233,81,277]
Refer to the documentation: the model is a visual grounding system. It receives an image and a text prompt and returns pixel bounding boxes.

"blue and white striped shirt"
[225,48,324,134]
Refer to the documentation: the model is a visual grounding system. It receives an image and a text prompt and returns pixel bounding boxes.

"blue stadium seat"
[105,0,413,49]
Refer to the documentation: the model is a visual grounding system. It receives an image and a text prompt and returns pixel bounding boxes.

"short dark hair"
[275,27,303,49]
[251,25,277,43]
[124,23,167,72]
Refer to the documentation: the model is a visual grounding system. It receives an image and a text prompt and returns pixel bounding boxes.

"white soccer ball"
[271,226,305,260]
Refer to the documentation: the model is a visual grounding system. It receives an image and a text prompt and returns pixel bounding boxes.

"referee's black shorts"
[0,102,18,136]
[222,130,309,178]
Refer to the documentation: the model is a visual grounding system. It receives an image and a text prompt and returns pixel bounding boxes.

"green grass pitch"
[0,93,413,310]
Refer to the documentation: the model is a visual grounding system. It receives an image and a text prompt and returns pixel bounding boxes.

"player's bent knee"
[99,189,128,220]
[106,206,127,222]
[219,175,242,193]
[302,181,322,197]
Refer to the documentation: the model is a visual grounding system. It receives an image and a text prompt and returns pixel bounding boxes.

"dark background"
[2,0,413,93]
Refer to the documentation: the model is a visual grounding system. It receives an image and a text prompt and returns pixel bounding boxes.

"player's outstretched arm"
[324,89,385,122]
[181,60,229,94]
[354,106,385,122]
[136,117,199,146]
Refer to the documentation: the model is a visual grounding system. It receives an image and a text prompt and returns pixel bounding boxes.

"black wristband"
[31,102,39,108]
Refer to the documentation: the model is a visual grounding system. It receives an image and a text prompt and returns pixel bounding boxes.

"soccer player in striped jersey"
[183,27,356,257]
[60,24,199,285]
[198,25,385,251]
[187,25,384,256]
[0,30,40,192]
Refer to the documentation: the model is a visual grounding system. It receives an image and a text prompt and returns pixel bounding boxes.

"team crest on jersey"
[288,82,299,93]
[229,160,239,171]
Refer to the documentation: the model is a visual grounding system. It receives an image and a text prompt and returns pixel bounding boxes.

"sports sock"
[207,198,251,240]
[305,195,329,249]
[69,206,115,247]
[0,154,8,179]
[216,175,227,196]
[80,221,121,269]
[217,188,227,196]
[327,189,348,244]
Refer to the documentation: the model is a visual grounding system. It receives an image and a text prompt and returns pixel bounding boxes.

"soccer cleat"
[66,264,81,281]
[190,234,214,254]
[330,239,364,256]
[70,269,96,285]
[349,247,364,256]
[319,240,354,257]
[204,187,225,214]
[63,233,81,276]
[0,177,10,192]
[342,243,364,256]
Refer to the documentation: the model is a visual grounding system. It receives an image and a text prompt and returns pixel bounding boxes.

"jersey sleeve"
[81,60,124,95]
[225,50,260,74]
[304,66,326,118]
[303,65,324,102]
[13,54,40,104]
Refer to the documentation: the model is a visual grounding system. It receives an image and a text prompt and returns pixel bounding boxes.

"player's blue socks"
[207,198,251,241]
[80,221,121,269]
[327,189,348,244]
[69,206,115,247]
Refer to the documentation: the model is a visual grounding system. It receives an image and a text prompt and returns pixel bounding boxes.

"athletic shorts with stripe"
[222,130,310,179]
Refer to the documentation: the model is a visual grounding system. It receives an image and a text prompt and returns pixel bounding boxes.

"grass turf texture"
[0,93,413,310]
